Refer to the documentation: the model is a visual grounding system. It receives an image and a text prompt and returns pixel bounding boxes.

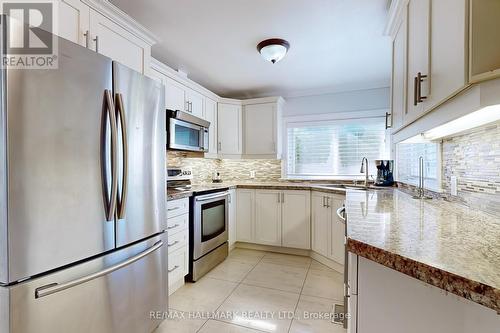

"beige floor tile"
[301,268,344,301]
[198,320,263,333]
[309,260,339,272]
[242,262,308,293]
[261,252,311,268]
[289,295,346,333]
[206,259,256,282]
[218,284,300,333]
[228,248,267,264]
[154,310,207,333]
[169,277,238,312]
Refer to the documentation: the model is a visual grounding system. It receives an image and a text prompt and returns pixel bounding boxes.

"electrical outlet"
[451,176,458,196]
[250,171,256,179]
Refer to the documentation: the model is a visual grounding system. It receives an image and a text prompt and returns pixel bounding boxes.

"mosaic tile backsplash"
[442,120,500,215]
[167,151,282,184]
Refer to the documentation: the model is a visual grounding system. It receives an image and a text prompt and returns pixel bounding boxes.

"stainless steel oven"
[190,190,229,281]
[167,110,209,152]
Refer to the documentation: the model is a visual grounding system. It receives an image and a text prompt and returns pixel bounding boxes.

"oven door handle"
[195,191,229,202]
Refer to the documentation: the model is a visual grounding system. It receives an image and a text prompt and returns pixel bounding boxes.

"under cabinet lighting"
[423,104,500,140]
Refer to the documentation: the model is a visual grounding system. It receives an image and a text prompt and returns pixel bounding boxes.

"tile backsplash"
[167,151,282,183]
[442,120,500,215]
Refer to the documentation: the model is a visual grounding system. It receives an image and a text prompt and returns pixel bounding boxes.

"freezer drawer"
[0,234,167,333]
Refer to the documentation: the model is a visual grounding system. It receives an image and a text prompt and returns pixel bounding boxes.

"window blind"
[286,118,387,177]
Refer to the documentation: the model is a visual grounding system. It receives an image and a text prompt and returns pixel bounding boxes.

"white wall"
[283,87,390,117]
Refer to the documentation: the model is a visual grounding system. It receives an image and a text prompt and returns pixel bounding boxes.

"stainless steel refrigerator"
[0,20,167,333]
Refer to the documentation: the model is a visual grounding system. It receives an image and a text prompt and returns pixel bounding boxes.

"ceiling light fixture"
[257,38,290,64]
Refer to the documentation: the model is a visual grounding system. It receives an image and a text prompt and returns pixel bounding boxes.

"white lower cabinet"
[281,191,311,249]
[236,189,311,249]
[311,191,345,265]
[356,256,499,333]
[228,189,237,248]
[255,190,282,246]
[166,198,189,295]
[236,189,255,242]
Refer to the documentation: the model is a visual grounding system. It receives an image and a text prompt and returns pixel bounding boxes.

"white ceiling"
[110,0,392,99]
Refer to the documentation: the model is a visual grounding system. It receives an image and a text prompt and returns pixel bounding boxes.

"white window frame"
[282,109,390,180]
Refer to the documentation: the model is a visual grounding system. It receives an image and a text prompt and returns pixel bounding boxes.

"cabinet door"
[228,189,237,247]
[186,89,204,118]
[204,98,218,157]
[243,103,276,156]
[89,10,148,73]
[281,190,311,249]
[165,78,187,112]
[406,0,430,123]
[236,189,254,242]
[254,190,282,246]
[311,192,329,257]
[390,7,407,131]
[58,0,89,47]
[218,103,242,155]
[427,0,467,110]
[328,195,345,265]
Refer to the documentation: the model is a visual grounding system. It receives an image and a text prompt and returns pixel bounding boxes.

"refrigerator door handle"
[115,93,128,219]
[35,240,164,299]
[101,89,118,221]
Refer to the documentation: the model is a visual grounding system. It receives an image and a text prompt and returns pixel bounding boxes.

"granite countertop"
[346,189,500,313]
[166,181,348,200]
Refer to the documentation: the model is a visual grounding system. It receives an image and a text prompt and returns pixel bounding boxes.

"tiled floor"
[155,249,346,333]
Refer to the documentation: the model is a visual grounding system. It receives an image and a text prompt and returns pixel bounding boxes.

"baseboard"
[309,251,344,274]
[235,242,310,257]
[234,242,344,274]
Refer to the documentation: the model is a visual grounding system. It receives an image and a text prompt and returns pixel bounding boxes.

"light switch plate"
[451,176,458,196]
[249,171,256,179]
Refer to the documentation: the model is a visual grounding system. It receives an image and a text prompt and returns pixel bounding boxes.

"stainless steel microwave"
[167,110,210,152]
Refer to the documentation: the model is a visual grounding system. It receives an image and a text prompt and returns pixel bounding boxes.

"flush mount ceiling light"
[257,38,290,64]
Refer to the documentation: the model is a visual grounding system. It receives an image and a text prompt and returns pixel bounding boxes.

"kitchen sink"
[316,184,384,191]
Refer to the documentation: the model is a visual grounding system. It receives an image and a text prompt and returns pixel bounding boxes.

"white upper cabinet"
[204,98,218,158]
[389,5,407,131]
[186,89,204,118]
[58,0,90,47]
[427,0,467,111]
[165,78,187,112]
[281,190,311,250]
[218,102,242,156]
[89,10,149,73]
[405,0,430,124]
[56,0,156,74]
[242,97,284,159]
[469,0,500,82]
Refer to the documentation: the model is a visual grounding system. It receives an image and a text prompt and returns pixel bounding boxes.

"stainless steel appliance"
[0,18,167,333]
[189,190,229,281]
[167,110,210,152]
[167,167,193,182]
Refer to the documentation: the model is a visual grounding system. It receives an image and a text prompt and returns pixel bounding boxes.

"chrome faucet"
[360,157,369,188]
[418,156,425,198]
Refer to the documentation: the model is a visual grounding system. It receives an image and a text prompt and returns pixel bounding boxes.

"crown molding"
[384,0,409,39]
[82,0,159,45]
[241,96,285,106]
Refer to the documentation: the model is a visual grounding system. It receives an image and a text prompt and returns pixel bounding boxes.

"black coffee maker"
[374,160,394,186]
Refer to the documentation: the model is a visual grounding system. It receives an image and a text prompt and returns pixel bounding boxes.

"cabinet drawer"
[167,229,187,253]
[167,198,189,218]
[168,247,187,288]
[167,213,188,235]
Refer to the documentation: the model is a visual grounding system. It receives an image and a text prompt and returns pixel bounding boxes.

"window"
[396,142,440,190]
[286,117,387,178]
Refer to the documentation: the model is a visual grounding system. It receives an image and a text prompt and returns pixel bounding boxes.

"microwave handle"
[201,127,209,151]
